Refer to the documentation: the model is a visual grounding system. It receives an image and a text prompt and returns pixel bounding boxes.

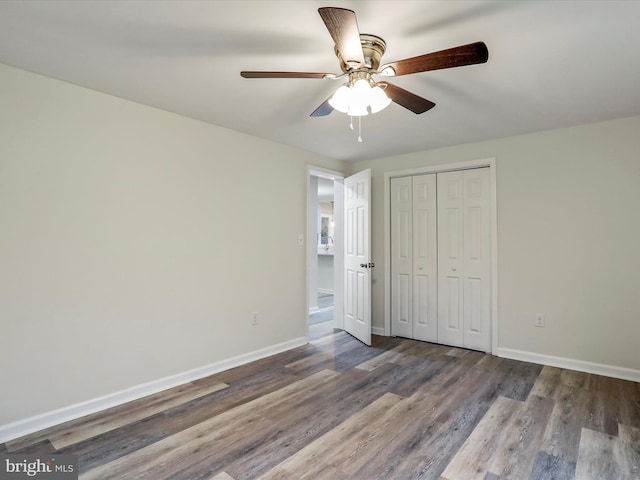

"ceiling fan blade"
[380,41,488,77]
[318,7,365,68]
[241,71,332,79]
[310,98,334,117]
[380,82,436,114]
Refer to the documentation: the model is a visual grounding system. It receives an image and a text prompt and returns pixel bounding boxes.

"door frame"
[383,158,499,353]
[306,165,345,340]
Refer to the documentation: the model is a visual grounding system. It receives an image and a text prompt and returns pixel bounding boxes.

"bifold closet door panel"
[461,167,491,351]
[437,170,465,347]
[412,174,438,342]
[390,176,413,339]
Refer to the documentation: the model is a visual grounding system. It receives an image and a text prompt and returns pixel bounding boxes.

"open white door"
[344,168,372,345]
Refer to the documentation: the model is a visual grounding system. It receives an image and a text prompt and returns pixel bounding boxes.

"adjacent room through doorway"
[309,175,336,340]
[307,169,345,341]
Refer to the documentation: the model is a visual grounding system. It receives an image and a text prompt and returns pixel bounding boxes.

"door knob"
[360,263,368,268]
[452,266,457,271]
[360,263,375,268]
[418,265,423,270]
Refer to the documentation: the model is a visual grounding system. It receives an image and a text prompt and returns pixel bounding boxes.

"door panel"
[412,174,437,342]
[390,176,413,339]
[462,167,491,351]
[446,277,461,329]
[344,169,371,345]
[437,171,464,347]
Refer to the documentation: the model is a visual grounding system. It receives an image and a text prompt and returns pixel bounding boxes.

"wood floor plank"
[487,394,555,479]
[574,427,621,480]
[494,358,544,402]
[387,356,452,398]
[337,396,424,476]
[618,424,640,480]
[529,365,563,399]
[63,415,172,474]
[79,408,272,479]
[407,356,475,404]
[153,366,389,480]
[431,367,494,424]
[527,452,576,480]
[80,370,339,480]
[474,353,504,372]
[541,384,588,463]
[355,340,418,371]
[257,393,405,479]
[483,473,501,480]
[615,379,640,430]
[441,396,524,480]
[51,381,229,449]
[583,374,625,437]
[6,381,228,452]
[162,369,300,435]
[208,473,235,480]
[65,368,302,473]
[378,371,503,479]
[560,369,591,389]
[223,364,405,480]
[354,415,446,479]
[582,388,619,437]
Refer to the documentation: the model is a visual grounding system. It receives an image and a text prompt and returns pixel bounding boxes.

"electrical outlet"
[535,313,545,328]
[251,312,259,325]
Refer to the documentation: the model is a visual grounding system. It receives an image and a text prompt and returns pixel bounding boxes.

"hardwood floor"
[3,331,639,479]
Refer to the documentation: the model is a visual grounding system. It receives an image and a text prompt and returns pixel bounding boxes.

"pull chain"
[347,115,363,142]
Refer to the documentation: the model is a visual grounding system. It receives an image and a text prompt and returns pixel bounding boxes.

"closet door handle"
[360,263,368,268]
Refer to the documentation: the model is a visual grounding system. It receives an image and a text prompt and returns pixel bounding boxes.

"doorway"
[307,168,344,341]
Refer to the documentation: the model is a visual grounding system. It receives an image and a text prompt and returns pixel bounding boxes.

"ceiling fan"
[240,7,488,118]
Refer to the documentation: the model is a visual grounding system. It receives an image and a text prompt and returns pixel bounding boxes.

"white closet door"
[391,168,491,350]
[437,171,465,347]
[462,167,491,351]
[412,174,438,342]
[390,176,413,338]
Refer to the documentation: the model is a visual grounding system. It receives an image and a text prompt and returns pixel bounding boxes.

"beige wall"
[349,115,640,373]
[0,63,346,426]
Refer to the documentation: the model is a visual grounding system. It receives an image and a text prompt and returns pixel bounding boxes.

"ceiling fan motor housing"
[335,34,386,72]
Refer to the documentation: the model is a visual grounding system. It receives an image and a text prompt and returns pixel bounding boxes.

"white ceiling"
[1,1,639,163]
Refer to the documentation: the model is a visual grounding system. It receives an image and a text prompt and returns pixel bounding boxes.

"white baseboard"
[497,347,640,383]
[0,337,308,444]
[372,326,385,336]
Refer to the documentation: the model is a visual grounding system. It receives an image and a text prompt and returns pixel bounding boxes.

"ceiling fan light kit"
[328,75,392,116]
[240,7,488,140]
